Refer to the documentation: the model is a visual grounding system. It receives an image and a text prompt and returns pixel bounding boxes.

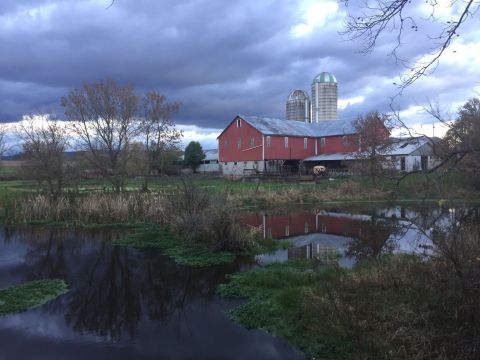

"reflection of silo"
[286,89,311,122]
[311,72,337,122]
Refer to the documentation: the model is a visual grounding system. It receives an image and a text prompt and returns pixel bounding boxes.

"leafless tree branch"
[340,0,480,90]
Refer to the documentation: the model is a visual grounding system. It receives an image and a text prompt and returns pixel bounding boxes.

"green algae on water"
[0,279,69,316]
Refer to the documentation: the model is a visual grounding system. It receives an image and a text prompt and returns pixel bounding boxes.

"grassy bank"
[219,252,480,359]
[0,279,68,316]
[1,172,479,218]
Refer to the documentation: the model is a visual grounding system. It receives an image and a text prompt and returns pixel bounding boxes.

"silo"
[311,72,337,122]
[286,89,311,122]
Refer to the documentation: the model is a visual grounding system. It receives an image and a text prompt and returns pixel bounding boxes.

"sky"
[0,0,479,149]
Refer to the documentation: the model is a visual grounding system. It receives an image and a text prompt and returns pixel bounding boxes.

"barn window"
[224,140,229,148]
[237,138,241,149]
[320,137,326,148]
[304,222,309,234]
[304,137,308,149]
[285,225,290,237]
[342,136,349,146]
[250,137,255,147]
[284,137,289,148]
[266,136,271,147]
[236,119,241,128]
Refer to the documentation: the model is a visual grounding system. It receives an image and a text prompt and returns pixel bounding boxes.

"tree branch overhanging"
[340,0,480,90]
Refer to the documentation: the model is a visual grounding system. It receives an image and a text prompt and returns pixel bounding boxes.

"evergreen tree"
[183,141,205,172]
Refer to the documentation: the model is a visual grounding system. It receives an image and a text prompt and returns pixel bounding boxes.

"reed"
[7,192,169,224]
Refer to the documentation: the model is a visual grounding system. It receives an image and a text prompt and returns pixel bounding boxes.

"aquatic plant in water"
[0,279,68,316]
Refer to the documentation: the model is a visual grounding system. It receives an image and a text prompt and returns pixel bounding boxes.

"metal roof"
[287,89,309,101]
[203,149,218,161]
[313,72,337,83]
[303,152,357,161]
[239,115,356,137]
[387,137,433,156]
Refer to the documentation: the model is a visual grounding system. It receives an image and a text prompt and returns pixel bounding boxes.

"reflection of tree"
[65,244,141,340]
[6,226,243,341]
[345,216,398,261]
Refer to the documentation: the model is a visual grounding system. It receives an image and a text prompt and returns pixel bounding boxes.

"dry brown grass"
[9,192,169,224]
[304,219,480,360]
[233,180,389,205]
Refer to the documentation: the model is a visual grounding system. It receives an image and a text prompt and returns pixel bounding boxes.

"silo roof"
[287,89,309,101]
[238,115,356,137]
[313,72,337,83]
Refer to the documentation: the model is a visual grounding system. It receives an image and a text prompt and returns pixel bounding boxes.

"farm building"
[217,114,381,176]
[216,115,441,176]
[196,149,220,173]
[386,136,440,172]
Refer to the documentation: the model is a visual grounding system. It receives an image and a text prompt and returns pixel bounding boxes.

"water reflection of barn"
[243,211,393,266]
[241,211,370,239]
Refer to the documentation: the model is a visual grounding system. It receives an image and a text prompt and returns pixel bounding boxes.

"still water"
[0,227,304,360]
[0,203,473,359]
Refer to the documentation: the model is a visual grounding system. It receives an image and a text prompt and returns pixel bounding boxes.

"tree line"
[0,78,479,195]
[336,98,480,188]
[10,78,184,194]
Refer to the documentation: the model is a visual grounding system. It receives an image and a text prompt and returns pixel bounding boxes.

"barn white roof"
[203,149,218,161]
[388,136,433,156]
[238,115,357,137]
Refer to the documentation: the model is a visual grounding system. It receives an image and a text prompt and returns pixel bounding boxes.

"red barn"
[217,115,372,175]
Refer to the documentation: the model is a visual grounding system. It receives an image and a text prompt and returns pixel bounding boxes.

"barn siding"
[264,136,316,160]
[318,135,359,154]
[218,118,263,162]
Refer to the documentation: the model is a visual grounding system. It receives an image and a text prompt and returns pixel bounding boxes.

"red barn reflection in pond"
[241,210,396,266]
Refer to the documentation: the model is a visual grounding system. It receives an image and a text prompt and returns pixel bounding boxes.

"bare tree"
[61,78,139,192]
[429,98,480,188]
[140,92,182,189]
[0,124,6,159]
[353,111,394,185]
[340,0,480,89]
[0,125,6,156]
[18,114,69,196]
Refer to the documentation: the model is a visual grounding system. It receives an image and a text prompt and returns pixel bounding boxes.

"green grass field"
[0,171,478,210]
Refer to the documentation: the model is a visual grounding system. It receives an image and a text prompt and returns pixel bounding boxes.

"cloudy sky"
[1,0,479,148]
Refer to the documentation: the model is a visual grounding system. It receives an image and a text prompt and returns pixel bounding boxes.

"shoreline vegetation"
[1,173,479,222]
[0,175,479,358]
[0,279,68,316]
[219,250,480,359]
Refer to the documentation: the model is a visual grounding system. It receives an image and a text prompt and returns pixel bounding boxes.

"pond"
[0,202,476,359]
[0,227,305,359]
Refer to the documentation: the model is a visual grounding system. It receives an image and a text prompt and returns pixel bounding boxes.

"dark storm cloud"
[0,0,478,130]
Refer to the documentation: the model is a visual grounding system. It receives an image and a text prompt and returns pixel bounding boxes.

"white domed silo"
[311,72,337,122]
[286,89,311,122]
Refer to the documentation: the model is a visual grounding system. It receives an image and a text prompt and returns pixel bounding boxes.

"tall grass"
[166,180,259,251]
[6,180,260,252]
[7,192,169,224]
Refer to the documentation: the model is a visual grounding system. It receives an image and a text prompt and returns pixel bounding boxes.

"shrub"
[166,179,258,251]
